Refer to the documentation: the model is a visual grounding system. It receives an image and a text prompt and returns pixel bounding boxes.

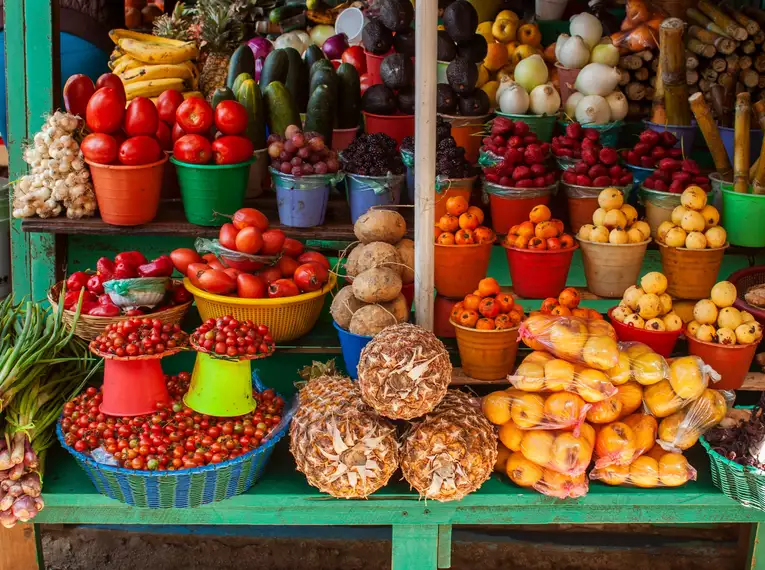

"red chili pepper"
[96,257,115,281]
[97,294,113,305]
[62,290,81,310]
[137,255,174,278]
[172,285,192,304]
[114,251,148,268]
[86,274,105,295]
[113,262,137,279]
[124,308,145,316]
[65,271,89,292]
[87,304,121,317]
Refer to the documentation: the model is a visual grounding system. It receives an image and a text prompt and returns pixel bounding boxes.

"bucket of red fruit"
[495,112,557,142]
[483,180,558,234]
[363,111,415,148]
[558,120,624,148]
[643,120,698,152]
[622,129,687,188]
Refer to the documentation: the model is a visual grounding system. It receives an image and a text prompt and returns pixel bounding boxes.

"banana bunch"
[108,29,200,102]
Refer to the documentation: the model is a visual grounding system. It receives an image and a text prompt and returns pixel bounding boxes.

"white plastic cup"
[335,8,367,46]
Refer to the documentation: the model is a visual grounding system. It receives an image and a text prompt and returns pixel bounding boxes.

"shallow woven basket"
[48,279,192,341]
[56,372,295,508]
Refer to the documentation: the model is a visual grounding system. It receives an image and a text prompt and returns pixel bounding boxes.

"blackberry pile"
[436,137,475,179]
[400,117,452,152]
[341,133,405,176]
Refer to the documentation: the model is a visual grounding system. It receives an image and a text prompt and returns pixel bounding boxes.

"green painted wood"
[392,525,439,570]
[437,525,452,569]
[749,524,765,570]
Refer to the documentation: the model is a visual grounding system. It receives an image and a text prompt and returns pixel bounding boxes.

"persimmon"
[446,195,469,216]
[459,212,480,231]
[558,287,581,309]
[551,304,572,316]
[467,206,485,225]
[457,309,480,328]
[528,237,547,249]
[546,237,561,250]
[495,314,513,329]
[478,277,501,297]
[479,297,500,318]
[455,229,475,244]
[438,214,459,232]
[496,293,514,313]
[535,221,559,239]
[560,234,575,249]
[551,219,565,235]
[508,309,524,325]
[540,297,558,314]
[529,204,551,223]
[463,294,481,311]
[434,225,443,240]
[450,301,465,322]
[474,226,495,244]
[515,235,530,249]
[508,224,520,236]
[437,232,456,245]
[476,317,496,330]
[571,308,590,319]
[517,221,535,238]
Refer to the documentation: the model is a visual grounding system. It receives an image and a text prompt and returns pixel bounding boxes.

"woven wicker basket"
[48,278,192,341]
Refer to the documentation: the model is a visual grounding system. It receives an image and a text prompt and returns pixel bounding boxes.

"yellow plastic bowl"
[183,275,337,343]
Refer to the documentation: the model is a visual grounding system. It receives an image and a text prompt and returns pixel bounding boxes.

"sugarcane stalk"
[742,39,757,54]
[740,56,753,71]
[743,6,765,27]
[634,67,649,81]
[651,59,666,124]
[687,38,717,58]
[755,54,765,73]
[689,25,738,54]
[690,91,733,179]
[619,55,643,70]
[711,57,727,73]
[730,7,760,36]
[636,50,654,62]
[726,53,740,73]
[619,69,631,86]
[699,78,715,93]
[741,68,759,88]
[645,87,655,100]
[698,0,748,41]
[710,84,727,120]
[700,68,718,82]
[754,30,765,44]
[753,99,765,195]
[689,84,701,96]
[625,82,646,101]
[686,51,700,70]
[734,92,752,193]
[720,70,737,127]
[687,7,729,37]
[662,19,692,125]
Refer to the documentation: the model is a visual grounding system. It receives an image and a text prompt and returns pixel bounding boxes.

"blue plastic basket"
[56,371,295,508]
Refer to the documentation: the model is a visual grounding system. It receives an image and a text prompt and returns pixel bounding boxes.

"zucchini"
[264,81,301,138]
[303,45,325,70]
[269,4,305,24]
[226,44,255,90]
[309,65,338,104]
[211,86,236,110]
[238,79,267,150]
[304,84,334,148]
[309,58,334,81]
[283,47,309,114]
[259,49,289,89]
[232,72,252,98]
[336,63,361,129]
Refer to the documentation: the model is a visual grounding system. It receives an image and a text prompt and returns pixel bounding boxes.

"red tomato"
[223,267,241,280]
[63,74,95,118]
[186,262,211,288]
[236,274,267,299]
[176,97,214,134]
[170,248,202,274]
[202,253,226,272]
[276,255,299,277]
[232,208,269,231]
[211,136,254,165]
[156,89,185,124]
[341,46,367,75]
[218,223,239,250]
[112,130,127,149]
[118,136,162,166]
[156,121,172,151]
[304,261,329,283]
[268,278,300,298]
[173,134,212,164]
[80,133,118,164]
[197,269,236,294]
[85,88,125,133]
[214,100,248,135]
[297,251,330,270]
[124,97,159,137]
[259,266,282,284]
[281,237,304,258]
[235,227,263,254]
[293,263,324,292]
[95,73,126,103]
[172,122,186,143]
[360,73,373,96]
[261,229,286,255]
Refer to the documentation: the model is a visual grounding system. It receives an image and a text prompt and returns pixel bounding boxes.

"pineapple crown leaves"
[193,0,256,52]
[297,359,342,383]
[152,2,194,41]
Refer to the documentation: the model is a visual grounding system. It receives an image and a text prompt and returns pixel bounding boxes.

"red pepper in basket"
[115,251,148,269]
[87,274,106,295]
[137,255,174,278]
[172,285,192,304]
[88,304,121,317]
[97,294,113,305]
[113,262,137,279]
[62,290,81,310]
[66,271,89,292]
[96,257,115,281]
[124,308,144,316]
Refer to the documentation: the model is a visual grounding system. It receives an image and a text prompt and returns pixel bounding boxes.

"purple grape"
[313,161,328,174]
[280,162,292,174]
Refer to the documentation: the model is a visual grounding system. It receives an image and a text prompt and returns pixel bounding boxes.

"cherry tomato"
[297,251,330,270]
[234,227,263,254]
[156,121,172,151]
[85,87,125,133]
[236,273,267,299]
[281,237,304,258]
[197,269,236,294]
[95,73,126,103]
[124,96,159,137]
[176,97,214,134]
[341,46,367,75]
[155,89,185,124]
[63,74,95,118]
[118,136,162,166]
[214,100,248,135]
[211,135,254,165]
[293,263,324,292]
[232,208,269,231]
[170,248,203,274]
[218,223,239,250]
[268,278,300,298]
[260,229,286,255]
[173,134,212,164]
[80,133,118,164]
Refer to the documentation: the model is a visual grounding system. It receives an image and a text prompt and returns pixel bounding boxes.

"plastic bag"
[346,172,405,196]
[590,445,697,488]
[504,451,589,499]
[518,424,595,476]
[482,180,558,199]
[562,183,632,200]
[270,169,344,189]
[478,149,502,168]
[482,390,591,433]
[656,389,732,452]
[194,237,278,273]
[593,413,658,469]
[104,277,169,309]
[642,356,720,419]
[400,149,414,169]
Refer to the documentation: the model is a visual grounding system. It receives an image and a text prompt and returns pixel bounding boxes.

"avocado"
[437,83,458,114]
[446,57,478,94]
[380,53,414,90]
[393,29,416,57]
[362,19,394,55]
[396,87,415,114]
[458,90,490,116]
[443,0,478,44]
[457,34,488,63]
[377,0,414,32]
[362,84,397,115]
[439,0,456,9]
[437,31,457,62]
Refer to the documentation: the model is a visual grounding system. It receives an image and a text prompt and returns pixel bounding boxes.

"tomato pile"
[91,318,188,357]
[61,378,286,470]
[536,287,603,320]
[502,204,576,251]
[62,250,190,317]
[450,278,526,330]
[191,316,274,358]
[267,125,340,176]
[434,197,495,246]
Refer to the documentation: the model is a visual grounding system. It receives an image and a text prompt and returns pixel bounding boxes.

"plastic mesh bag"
[518,424,595,476]
[482,389,591,433]
[504,451,589,499]
[592,413,658,469]
[642,356,720,419]
[656,389,732,452]
[104,277,170,309]
[590,445,697,488]
[195,237,278,272]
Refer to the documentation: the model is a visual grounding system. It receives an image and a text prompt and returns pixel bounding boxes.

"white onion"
[495,77,516,104]
[529,83,561,115]
[570,12,602,50]
[564,91,585,119]
[555,34,570,62]
[513,54,549,93]
[606,90,628,121]
[575,62,622,96]
[498,82,530,114]
[590,43,620,67]
[558,35,590,69]
[575,95,611,124]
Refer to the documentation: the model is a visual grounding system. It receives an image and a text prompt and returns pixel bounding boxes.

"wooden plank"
[748,523,765,570]
[742,372,765,391]
[0,524,43,570]
[392,525,439,570]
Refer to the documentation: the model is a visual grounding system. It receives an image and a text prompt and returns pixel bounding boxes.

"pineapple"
[401,391,498,502]
[195,0,246,100]
[357,323,452,420]
[152,2,194,41]
[290,361,400,499]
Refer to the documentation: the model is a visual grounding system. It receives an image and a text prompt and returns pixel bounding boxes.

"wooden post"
[689,92,733,180]
[734,92,751,193]
[661,19,692,125]
[413,0,437,329]
[0,524,43,570]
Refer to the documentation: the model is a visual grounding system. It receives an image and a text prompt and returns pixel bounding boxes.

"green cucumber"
[304,84,334,148]
[211,86,236,110]
[226,44,255,90]
[238,79,267,150]
[303,45,325,70]
[309,58,334,81]
[259,49,289,89]
[283,47,309,114]
[336,63,361,129]
[263,81,301,138]
[269,4,306,24]
[232,72,252,98]
[309,65,338,102]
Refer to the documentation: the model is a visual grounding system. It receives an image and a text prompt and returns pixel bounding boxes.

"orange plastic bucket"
[434,242,493,298]
[434,176,476,221]
[657,242,729,300]
[363,112,415,148]
[439,113,490,164]
[504,243,578,299]
[87,155,167,226]
[687,335,758,390]
[364,50,388,85]
[452,322,520,380]
[100,358,170,416]
[484,180,557,235]
[434,294,460,338]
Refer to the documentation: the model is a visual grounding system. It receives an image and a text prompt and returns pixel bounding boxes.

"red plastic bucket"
[607,307,682,357]
[686,335,758,390]
[401,281,414,312]
[435,242,493,298]
[333,126,359,151]
[364,50,388,85]
[484,180,557,235]
[504,243,578,298]
[434,294,460,338]
[100,358,170,417]
[363,112,415,148]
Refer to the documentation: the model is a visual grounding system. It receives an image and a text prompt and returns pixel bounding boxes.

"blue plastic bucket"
[719,126,763,167]
[271,168,340,228]
[333,321,373,379]
[626,162,653,187]
[346,173,405,223]
[643,120,697,151]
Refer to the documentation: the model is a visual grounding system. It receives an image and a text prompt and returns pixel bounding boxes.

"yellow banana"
[118,38,198,65]
[120,64,195,84]
[109,28,190,47]
[110,49,124,61]
[125,78,189,100]
[149,90,204,105]
[112,56,143,76]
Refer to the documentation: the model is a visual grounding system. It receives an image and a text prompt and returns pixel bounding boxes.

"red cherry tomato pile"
[191,316,275,358]
[91,318,188,357]
[171,95,254,165]
[61,379,286,470]
[480,117,555,188]
[267,125,340,177]
[62,251,190,317]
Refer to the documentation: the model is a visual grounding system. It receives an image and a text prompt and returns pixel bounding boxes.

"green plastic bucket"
[172,157,254,226]
[720,185,765,247]
[494,112,557,142]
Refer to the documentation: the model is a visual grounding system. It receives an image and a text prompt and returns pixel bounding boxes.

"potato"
[356,242,401,275]
[349,305,398,336]
[352,267,402,303]
[380,294,409,323]
[353,209,407,244]
[330,286,366,330]
[395,239,414,284]
[345,244,365,278]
